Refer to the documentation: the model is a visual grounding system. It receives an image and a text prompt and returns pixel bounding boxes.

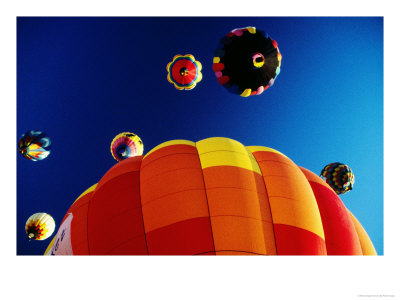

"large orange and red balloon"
[45,138,376,255]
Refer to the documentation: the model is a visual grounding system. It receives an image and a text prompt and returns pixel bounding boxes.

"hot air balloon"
[25,212,55,241]
[110,132,143,162]
[320,162,355,195]
[213,26,282,97]
[45,138,376,255]
[18,130,51,161]
[167,54,202,90]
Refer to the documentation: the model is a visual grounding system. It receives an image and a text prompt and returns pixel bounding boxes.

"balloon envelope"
[320,162,355,195]
[110,132,143,162]
[46,138,375,255]
[25,212,55,241]
[18,130,51,161]
[167,54,202,90]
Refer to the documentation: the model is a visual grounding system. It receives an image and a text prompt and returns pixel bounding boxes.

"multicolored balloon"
[18,130,51,161]
[110,132,143,162]
[167,54,202,90]
[213,26,282,97]
[320,162,355,195]
[25,213,55,241]
[45,138,375,256]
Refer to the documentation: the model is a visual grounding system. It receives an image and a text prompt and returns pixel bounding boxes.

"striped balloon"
[25,213,55,241]
[45,138,375,255]
[110,132,143,162]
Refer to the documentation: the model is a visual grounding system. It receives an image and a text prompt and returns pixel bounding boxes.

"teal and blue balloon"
[18,130,51,161]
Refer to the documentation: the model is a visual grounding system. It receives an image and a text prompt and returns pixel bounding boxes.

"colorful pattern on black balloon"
[213,26,282,97]
[320,162,355,195]
[18,130,51,161]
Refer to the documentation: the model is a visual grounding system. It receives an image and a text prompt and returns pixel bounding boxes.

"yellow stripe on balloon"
[196,137,261,175]
[144,140,196,158]
[197,137,246,154]
[28,143,41,150]
[247,146,290,159]
[73,183,98,205]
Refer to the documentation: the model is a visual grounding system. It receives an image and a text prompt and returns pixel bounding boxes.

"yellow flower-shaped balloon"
[167,54,202,90]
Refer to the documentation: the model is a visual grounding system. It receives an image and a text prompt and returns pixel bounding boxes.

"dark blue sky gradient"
[17,17,383,255]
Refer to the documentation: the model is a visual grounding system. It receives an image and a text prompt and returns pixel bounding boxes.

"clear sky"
[17,17,383,255]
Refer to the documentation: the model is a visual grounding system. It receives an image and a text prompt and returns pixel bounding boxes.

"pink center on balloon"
[252,53,265,68]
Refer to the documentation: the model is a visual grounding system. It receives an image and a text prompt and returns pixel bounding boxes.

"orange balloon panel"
[46,138,377,255]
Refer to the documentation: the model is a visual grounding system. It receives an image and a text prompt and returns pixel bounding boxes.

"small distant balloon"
[110,132,144,162]
[167,54,202,90]
[320,162,355,195]
[213,26,282,97]
[18,130,51,161]
[25,213,55,241]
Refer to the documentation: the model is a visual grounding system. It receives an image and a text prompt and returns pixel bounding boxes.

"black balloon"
[213,27,282,97]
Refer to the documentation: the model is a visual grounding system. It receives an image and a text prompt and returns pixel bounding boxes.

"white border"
[2,1,399,299]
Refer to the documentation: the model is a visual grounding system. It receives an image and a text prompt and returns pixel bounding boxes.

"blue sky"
[17,17,383,255]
